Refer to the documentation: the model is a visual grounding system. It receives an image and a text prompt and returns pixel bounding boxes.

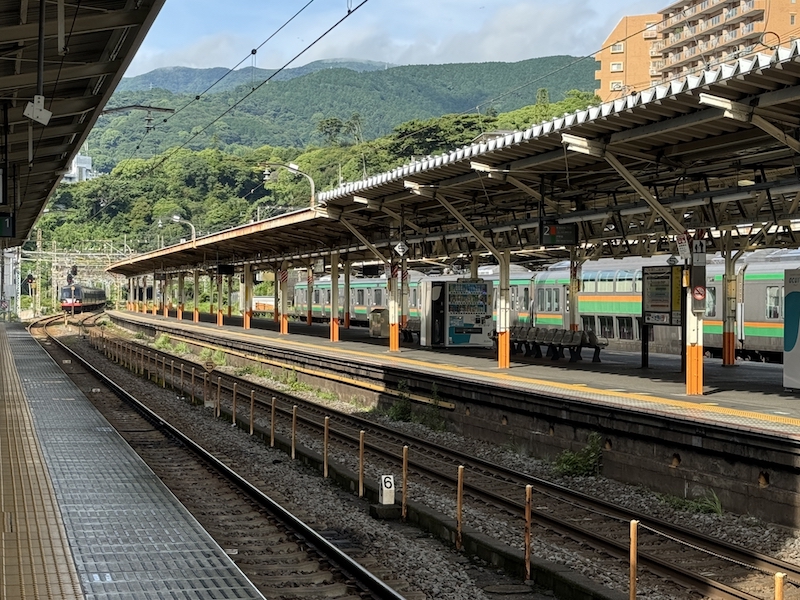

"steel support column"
[389,261,400,351]
[279,262,289,335]
[193,271,199,322]
[178,273,185,320]
[330,252,339,342]
[401,257,409,329]
[339,217,396,350]
[216,275,223,326]
[569,248,582,331]
[344,261,351,329]
[227,274,232,318]
[497,249,511,369]
[307,262,314,326]
[427,191,509,368]
[686,288,704,395]
[273,266,280,324]
[722,233,743,366]
[243,264,252,330]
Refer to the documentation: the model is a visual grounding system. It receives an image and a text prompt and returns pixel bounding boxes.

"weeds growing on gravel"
[658,489,724,515]
[554,432,603,476]
[154,334,171,349]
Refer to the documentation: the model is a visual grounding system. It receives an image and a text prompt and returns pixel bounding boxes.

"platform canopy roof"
[0,0,165,248]
[110,41,800,278]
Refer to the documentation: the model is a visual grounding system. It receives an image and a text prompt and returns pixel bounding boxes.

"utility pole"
[35,229,41,316]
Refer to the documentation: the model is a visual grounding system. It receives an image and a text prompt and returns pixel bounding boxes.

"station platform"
[0,322,265,599]
[114,310,800,441]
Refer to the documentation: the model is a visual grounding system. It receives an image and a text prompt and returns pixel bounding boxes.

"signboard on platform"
[539,221,578,246]
[784,269,800,390]
[642,265,682,326]
[0,214,14,238]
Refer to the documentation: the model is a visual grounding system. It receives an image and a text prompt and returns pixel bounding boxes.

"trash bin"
[369,308,389,338]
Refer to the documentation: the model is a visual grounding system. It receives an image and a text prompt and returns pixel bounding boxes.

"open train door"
[419,280,446,347]
[736,265,747,348]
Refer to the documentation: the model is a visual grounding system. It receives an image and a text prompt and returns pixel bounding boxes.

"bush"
[554,432,603,477]
[174,342,189,354]
[387,380,413,422]
[154,334,171,349]
[212,349,226,366]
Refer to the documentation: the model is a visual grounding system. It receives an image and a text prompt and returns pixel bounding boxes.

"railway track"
[32,314,410,600]
[78,317,800,600]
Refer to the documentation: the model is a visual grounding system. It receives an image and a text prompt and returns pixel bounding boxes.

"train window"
[553,288,560,312]
[582,272,596,293]
[510,286,518,310]
[536,288,545,312]
[766,286,782,319]
[616,271,634,292]
[326,290,331,304]
[617,316,634,340]
[356,289,365,305]
[599,315,615,338]
[313,289,320,305]
[374,288,383,306]
[704,287,716,318]
[634,271,643,293]
[581,315,596,332]
[523,287,530,312]
[598,271,615,292]
[411,288,418,307]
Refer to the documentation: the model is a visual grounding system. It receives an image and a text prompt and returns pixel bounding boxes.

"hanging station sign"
[539,221,578,246]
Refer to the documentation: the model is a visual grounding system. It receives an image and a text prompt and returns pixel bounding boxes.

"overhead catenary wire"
[146,0,371,176]
[118,0,318,163]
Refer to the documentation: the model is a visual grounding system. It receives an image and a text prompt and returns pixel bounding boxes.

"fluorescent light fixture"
[711,191,755,204]
[738,179,756,186]
[561,133,605,157]
[619,205,651,216]
[669,198,708,209]
[770,182,800,195]
[558,211,612,224]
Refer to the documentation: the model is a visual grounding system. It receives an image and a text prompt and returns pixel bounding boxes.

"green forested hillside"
[43,90,598,254]
[90,56,596,172]
[117,59,396,93]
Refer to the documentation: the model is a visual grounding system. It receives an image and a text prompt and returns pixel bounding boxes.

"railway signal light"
[70,265,78,276]
[25,273,34,284]
[66,273,73,284]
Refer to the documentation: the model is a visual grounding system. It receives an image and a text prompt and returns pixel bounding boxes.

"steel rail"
[41,319,407,600]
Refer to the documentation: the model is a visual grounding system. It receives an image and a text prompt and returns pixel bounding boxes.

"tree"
[316,116,344,145]
[343,113,364,145]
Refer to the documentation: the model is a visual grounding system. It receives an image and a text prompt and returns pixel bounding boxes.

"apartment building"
[658,0,798,81]
[596,1,800,101]
[595,14,662,101]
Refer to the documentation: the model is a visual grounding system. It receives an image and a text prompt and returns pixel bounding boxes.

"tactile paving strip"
[0,324,82,600]
[3,324,265,599]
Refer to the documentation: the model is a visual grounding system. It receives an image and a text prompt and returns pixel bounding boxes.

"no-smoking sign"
[692,286,706,301]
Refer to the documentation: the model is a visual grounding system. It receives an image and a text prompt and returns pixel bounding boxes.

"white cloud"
[127,0,666,76]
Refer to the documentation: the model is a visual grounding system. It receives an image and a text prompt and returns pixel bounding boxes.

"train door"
[431,282,445,345]
[736,266,747,345]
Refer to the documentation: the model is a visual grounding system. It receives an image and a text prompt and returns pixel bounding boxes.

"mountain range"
[88,56,597,172]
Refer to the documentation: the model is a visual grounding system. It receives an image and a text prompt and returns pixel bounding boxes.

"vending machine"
[419,279,493,347]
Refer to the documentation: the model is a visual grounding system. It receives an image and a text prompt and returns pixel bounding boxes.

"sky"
[126,0,666,77]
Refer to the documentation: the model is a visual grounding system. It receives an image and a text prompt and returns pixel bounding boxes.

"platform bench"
[523,328,608,363]
[402,319,421,343]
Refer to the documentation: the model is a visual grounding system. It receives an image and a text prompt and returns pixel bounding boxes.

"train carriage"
[60,285,107,312]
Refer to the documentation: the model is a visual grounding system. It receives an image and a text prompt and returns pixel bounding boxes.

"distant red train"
[60,285,107,312]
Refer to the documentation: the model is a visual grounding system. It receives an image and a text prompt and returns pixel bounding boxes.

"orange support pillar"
[330,252,340,342]
[686,301,704,396]
[177,305,183,321]
[497,330,510,369]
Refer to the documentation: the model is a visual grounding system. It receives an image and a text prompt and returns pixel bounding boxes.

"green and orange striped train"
[285,250,796,361]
